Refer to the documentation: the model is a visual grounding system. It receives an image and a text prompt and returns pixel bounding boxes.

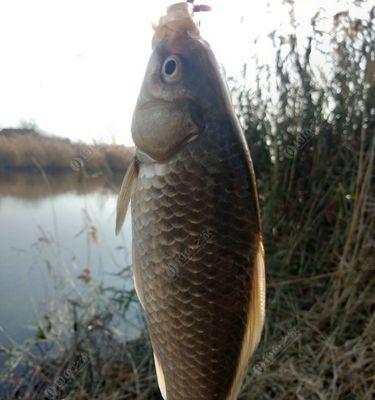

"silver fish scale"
[131,119,261,400]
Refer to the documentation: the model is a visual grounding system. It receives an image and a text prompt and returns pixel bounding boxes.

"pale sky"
[0,0,369,145]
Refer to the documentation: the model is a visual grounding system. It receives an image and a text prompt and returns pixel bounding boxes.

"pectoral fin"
[115,157,138,235]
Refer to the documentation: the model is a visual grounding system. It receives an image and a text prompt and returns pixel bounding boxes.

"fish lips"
[131,99,205,163]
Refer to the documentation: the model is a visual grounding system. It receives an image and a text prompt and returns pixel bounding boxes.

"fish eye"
[161,55,181,84]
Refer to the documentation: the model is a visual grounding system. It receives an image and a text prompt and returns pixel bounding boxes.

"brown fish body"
[132,121,263,399]
[116,4,265,399]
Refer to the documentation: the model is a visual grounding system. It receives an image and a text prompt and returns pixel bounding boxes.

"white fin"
[227,241,266,400]
[115,157,138,235]
[132,243,145,309]
[154,353,167,399]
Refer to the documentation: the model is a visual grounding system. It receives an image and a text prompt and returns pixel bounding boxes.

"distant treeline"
[0,128,133,174]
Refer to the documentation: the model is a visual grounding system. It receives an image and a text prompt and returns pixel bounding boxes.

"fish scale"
[131,115,260,399]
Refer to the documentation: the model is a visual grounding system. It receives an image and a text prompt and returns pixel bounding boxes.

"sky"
[0,0,370,145]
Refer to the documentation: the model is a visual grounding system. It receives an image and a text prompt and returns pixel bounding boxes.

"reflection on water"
[0,172,140,348]
[0,170,124,200]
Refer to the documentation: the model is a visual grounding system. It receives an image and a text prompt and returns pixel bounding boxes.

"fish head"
[132,2,232,162]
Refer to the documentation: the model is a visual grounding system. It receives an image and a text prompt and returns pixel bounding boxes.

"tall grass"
[236,4,374,399]
[0,2,374,400]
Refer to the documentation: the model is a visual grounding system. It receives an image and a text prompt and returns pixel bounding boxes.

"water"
[0,172,140,351]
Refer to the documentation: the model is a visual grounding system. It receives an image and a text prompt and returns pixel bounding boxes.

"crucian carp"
[116,2,266,399]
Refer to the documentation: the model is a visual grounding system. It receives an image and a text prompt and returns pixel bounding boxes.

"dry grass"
[239,132,374,400]
[0,128,133,174]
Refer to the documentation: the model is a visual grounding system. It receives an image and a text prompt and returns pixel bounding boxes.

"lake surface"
[0,172,141,353]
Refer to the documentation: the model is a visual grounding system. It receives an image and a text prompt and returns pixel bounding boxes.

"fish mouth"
[136,132,200,165]
[132,97,205,163]
[137,98,170,111]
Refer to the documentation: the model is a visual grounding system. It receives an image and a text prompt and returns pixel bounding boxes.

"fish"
[116,2,266,399]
